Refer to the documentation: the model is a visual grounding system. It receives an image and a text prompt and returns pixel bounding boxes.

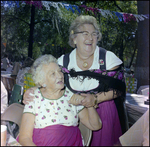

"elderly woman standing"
[19,54,102,146]
[23,15,126,146]
[58,15,126,146]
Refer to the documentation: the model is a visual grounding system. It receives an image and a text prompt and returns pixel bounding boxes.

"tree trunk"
[28,4,35,58]
[134,1,149,89]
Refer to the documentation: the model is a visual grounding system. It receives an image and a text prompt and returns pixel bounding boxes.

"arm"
[78,107,102,131]
[68,94,85,105]
[23,87,38,104]
[19,113,36,146]
[81,90,118,108]
[80,65,122,108]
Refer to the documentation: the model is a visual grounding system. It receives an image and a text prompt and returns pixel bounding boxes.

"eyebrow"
[48,67,61,73]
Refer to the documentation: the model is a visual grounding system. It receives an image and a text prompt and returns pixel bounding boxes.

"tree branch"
[113,0,123,12]
[34,19,51,25]
[1,14,30,26]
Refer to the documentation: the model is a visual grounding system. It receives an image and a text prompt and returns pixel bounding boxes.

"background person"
[18,54,102,146]
[16,57,34,87]
[119,109,149,146]
[1,53,10,71]
[23,15,126,146]
[1,81,8,114]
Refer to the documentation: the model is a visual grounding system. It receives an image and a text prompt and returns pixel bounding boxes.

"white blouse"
[58,46,122,91]
[23,87,84,128]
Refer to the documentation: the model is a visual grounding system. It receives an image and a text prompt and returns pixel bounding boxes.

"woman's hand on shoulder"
[23,87,37,104]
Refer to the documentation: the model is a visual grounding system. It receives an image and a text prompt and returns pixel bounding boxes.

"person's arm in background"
[119,109,149,146]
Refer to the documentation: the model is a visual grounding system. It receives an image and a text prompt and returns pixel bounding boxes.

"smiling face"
[74,24,98,58]
[42,63,64,91]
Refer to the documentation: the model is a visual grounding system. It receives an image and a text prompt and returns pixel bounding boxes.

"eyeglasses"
[75,31,99,39]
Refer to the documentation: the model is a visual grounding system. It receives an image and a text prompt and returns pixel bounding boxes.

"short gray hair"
[68,15,102,48]
[31,54,57,87]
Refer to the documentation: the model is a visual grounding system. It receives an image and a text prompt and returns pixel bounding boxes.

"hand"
[68,94,85,105]
[80,93,95,108]
[22,87,36,104]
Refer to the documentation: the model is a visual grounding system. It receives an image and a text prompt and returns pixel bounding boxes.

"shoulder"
[58,54,64,66]
[58,49,75,66]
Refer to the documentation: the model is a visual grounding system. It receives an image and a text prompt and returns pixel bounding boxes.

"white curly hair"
[31,54,57,87]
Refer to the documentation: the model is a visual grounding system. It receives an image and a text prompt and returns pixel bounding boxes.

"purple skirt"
[90,100,122,146]
[17,125,83,146]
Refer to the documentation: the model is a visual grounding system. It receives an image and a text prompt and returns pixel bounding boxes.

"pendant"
[83,62,88,68]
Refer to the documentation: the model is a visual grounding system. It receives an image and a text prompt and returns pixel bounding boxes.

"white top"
[1,81,8,113]
[58,46,122,91]
[23,87,84,128]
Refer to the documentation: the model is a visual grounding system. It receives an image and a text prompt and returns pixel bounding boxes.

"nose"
[87,33,93,40]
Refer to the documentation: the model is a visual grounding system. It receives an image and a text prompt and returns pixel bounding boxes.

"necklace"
[76,51,90,68]
[83,62,88,68]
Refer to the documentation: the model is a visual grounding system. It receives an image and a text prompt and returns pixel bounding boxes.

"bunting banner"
[1,1,149,23]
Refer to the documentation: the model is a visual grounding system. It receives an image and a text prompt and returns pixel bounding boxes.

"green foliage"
[1,1,138,67]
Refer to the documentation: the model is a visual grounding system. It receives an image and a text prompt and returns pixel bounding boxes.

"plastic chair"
[1,103,24,138]
[9,84,24,105]
[78,121,92,146]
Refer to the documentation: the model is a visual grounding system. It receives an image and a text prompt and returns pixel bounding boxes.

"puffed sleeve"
[57,54,65,66]
[106,51,123,70]
[23,94,36,115]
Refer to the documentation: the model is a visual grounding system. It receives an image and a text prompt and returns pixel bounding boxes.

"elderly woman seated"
[18,54,102,146]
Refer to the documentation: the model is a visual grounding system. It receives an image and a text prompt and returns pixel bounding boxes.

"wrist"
[93,94,99,108]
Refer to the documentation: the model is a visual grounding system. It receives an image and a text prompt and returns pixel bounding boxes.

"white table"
[125,93,149,126]
[137,85,149,96]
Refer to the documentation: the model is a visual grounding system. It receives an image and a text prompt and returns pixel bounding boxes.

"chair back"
[1,103,24,138]
[1,103,24,128]
[9,84,24,105]
[78,122,92,146]
[125,77,137,93]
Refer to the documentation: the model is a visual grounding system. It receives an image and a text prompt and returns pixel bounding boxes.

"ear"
[73,38,77,45]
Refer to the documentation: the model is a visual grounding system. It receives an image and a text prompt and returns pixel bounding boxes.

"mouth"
[57,81,64,84]
[85,43,92,46]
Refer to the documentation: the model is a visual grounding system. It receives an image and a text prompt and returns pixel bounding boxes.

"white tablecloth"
[125,93,149,125]
[137,85,149,96]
